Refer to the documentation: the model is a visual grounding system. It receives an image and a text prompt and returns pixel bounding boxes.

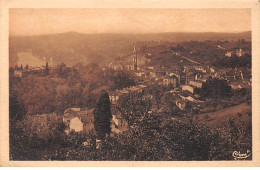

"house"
[147,66,154,70]
[181,85,196,94]
[162,76,177,87]
[225,71,236,81]
[193,66,205,72]
[172,51,181,56]
[118,89,130,95]
[63,108,95,135]
[63,105,130,138]
[135,71,146,77]
[225,51,232,57]
[127,86,143,95]
[69,114,94,134]
[230,82,243,90]
[149,71,156,78]
[175,99,188,110]
[64,107,81,115]
[111,114,128,134]
[125,64,134,70]
[138,84,147,92]
[108,62,124,70]
[109,93,120,103]
[156,70,166,77]
[189,80,204,88]
[210,67,216,73]
[69,117,84,132]
[14,70,23,78]
[236,49,244,57]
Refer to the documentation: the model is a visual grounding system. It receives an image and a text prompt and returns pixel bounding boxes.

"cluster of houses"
[225,48,250,58]
[30,106,129,140]
[126,57,250,112]
[107,45,251,113]
[10,63,50,78]
[108,46,152,71]
[108,84,147,104]
[62,107,129,135]
[27,44,251,147]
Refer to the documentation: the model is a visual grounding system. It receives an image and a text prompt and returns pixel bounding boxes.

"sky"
[9,8,251,36]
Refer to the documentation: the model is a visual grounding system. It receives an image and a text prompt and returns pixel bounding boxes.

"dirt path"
[181,55,201,65]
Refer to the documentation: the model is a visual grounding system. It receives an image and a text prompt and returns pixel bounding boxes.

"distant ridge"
[10,31,251,38]
[9,31,251,67]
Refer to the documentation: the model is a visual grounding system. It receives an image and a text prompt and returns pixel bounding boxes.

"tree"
[117,92,151,125]
[45,62,49,76]
[199,78,231,99]
[25,64,29,71]
[93,90,112,140]
[9,93,26,123]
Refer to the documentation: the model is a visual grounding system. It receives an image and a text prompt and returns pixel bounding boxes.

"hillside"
[9,31,251,67]
[193,103,251,130]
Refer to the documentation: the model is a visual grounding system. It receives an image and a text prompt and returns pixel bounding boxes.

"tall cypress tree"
[93,90,112,140]
[45,62,49,75]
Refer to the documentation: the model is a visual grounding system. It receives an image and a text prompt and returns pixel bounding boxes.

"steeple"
[133,45,137,70]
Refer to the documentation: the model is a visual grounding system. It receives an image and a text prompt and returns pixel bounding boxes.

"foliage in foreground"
[10,112,252,161]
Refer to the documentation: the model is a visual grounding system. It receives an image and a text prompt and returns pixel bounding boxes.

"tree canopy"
[93,90,112,140]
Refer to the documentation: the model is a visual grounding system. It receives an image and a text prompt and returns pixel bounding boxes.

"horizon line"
[9,30,252,37]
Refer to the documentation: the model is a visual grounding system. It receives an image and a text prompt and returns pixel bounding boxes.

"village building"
[210,67,216,73]
[108,45,152,71]
[111,114,129,134]
[162,75,177,87]
[135,71,146,78]
[225,51,232,57]
[225,71,236,82]
[189,80,204,88]
[171,51,182,56]
[127,86,143,95]
[13,70,23,78]
[63,108,95,134]
[235,48,244,57]
[147,66,154,70]
[175,99,188,110]
[148,71,156,78]
[63,105,129,135]
[193,66,206,72]
[181,85,196,94]
[109,93,120,104]
[230,82,243,90]
[108,62,124,70]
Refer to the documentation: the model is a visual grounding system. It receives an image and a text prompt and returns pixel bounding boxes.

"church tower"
[133,45,137,70]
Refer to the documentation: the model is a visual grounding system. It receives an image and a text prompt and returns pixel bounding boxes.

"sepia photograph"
[8,8,253,161]
[1,0,260,166]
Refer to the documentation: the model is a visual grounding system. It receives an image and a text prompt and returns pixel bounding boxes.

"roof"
[129,86,140,91]
[138,84,147,88]
[63,108,94,122]
[119,89,129,94]
[186,96,195,102]
[78,113,94,124]
[182,84,196,89]
[179,90,191,97]
[190,79,204,84]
